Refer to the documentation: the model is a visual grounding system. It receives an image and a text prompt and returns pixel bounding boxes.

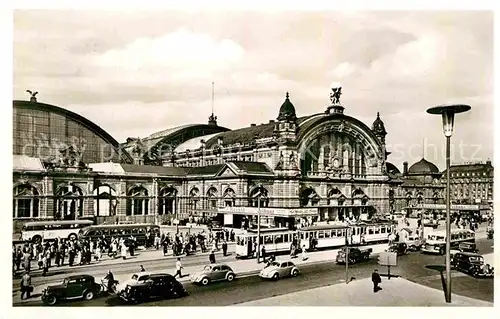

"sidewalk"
[235,276,494,307]
[13,243,388,305]
[13,242,236,278]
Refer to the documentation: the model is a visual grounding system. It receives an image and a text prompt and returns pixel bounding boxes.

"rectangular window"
[324,230,331,238]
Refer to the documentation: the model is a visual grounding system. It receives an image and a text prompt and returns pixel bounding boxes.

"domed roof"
[371,112,387,136]
[277,92,297,121]
[408,158,440,174]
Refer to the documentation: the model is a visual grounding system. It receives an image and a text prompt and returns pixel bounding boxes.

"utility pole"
[256,193,261,264]
[345,227,349,284]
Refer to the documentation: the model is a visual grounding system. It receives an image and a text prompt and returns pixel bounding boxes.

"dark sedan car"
[452,252,493,278]
[42,275,102,305]
[387,242,408,256]
[119,273,187,304]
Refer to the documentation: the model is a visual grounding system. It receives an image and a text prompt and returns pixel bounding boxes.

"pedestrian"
[209,250,216,264]
[121,243,127,260]
[174,258,183,278]
[140,265,146,272]
[222,240,228,257]
[261,246,267,263]
[301,245,308,261]
[20,271,32,300]
[42,254,48,276]
[162,240,169,256]
[371,269,382,293]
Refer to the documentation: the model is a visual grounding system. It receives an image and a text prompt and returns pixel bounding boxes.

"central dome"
[408,158,439,174]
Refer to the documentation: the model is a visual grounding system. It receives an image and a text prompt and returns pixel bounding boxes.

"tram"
[234,220,397,258]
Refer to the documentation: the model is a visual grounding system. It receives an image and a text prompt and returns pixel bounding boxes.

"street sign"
[378,251,397,266]
[172,219,179,225]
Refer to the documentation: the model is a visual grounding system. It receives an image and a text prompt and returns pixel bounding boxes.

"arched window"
[248,186,269,207]
[13,184,40,218]
[189,187,200,214]
[206,187,218,209]
[301,188,320,207]
[223,188,236,207]
[55,184,84,220]
[126,186,149,216]
[159,187,177,215]
[93,185,117,217]
[327,188,344,206]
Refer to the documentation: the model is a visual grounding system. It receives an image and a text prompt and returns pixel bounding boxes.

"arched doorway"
[189,187,200,220]
[248,186,269,207]
[55,184,84,220]
[327,188,346,221]
[126,186,149,216]
[93,185,117,217]
[13,184,40,218]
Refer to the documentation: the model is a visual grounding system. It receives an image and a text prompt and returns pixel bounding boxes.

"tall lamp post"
[427,104,471,303]
[253,190,262,264]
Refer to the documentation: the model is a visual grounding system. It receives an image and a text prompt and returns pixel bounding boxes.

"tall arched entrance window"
[223,188,236,207]
[207,187,218,209]
[301,188,320,207]
[158,187,177,215]
[93,185,117,217]
[249,186,269,207]
[126,186,149,216]
[56,184,84,220]
[13,184,40,218]
[189,187,200,216]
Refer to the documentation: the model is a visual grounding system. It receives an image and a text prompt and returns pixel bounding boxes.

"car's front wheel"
[272,273,279,280]
[83,290,95,300]
[227,273,235,282]
[291,269,299,277]
[44,295,58,306]
[201,277,210,286]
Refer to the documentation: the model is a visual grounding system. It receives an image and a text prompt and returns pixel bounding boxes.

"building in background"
[440,161,494,206]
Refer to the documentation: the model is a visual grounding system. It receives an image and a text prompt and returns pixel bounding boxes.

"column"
[318,146,324,171]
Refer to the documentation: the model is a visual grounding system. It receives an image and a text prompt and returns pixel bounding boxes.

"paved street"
[14,237,493,307]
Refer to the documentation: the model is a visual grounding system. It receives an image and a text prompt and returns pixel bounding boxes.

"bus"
[421,228,475,255]
[21,220,94,243]
[78,223,160,247]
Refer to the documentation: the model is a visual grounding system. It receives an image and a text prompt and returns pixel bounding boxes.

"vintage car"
[259,261,299,280]
[458,242,479,253]
[116,272,152,294]
[336,247,372,264]
[119,273,187,304]
[42,275,102,305]
[189,264,236,285]
[404,235,423,251]
[452,252,494,278]
[386,242,408,256]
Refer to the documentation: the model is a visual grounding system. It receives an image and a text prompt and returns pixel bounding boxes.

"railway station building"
[12,88,447,231]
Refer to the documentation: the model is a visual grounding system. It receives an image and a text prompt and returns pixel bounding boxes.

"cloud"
[13,11,493,170]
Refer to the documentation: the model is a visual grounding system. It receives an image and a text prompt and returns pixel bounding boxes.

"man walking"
[222,240,228,257]
[174,258,184,278]
[209,250,216,264]
[20,271,32,300]
[371,269,382,293]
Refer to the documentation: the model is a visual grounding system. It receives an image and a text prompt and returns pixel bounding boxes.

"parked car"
[386,242,408,256]
[458,242,479,254]
[189,264,236,285]
[336,247,372,264]
[119,273,187,304]
[259,261,299,280]
[452,252,494,278]
[116,272,152,294]
[42,275,103,305]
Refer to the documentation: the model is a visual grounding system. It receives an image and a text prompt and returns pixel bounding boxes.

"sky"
[12,10,493,170]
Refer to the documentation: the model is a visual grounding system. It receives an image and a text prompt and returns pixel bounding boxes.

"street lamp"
[427,104,471,304]
[253,190,262,264]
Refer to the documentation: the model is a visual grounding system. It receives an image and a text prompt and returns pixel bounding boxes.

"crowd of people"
[13,227,237,280]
